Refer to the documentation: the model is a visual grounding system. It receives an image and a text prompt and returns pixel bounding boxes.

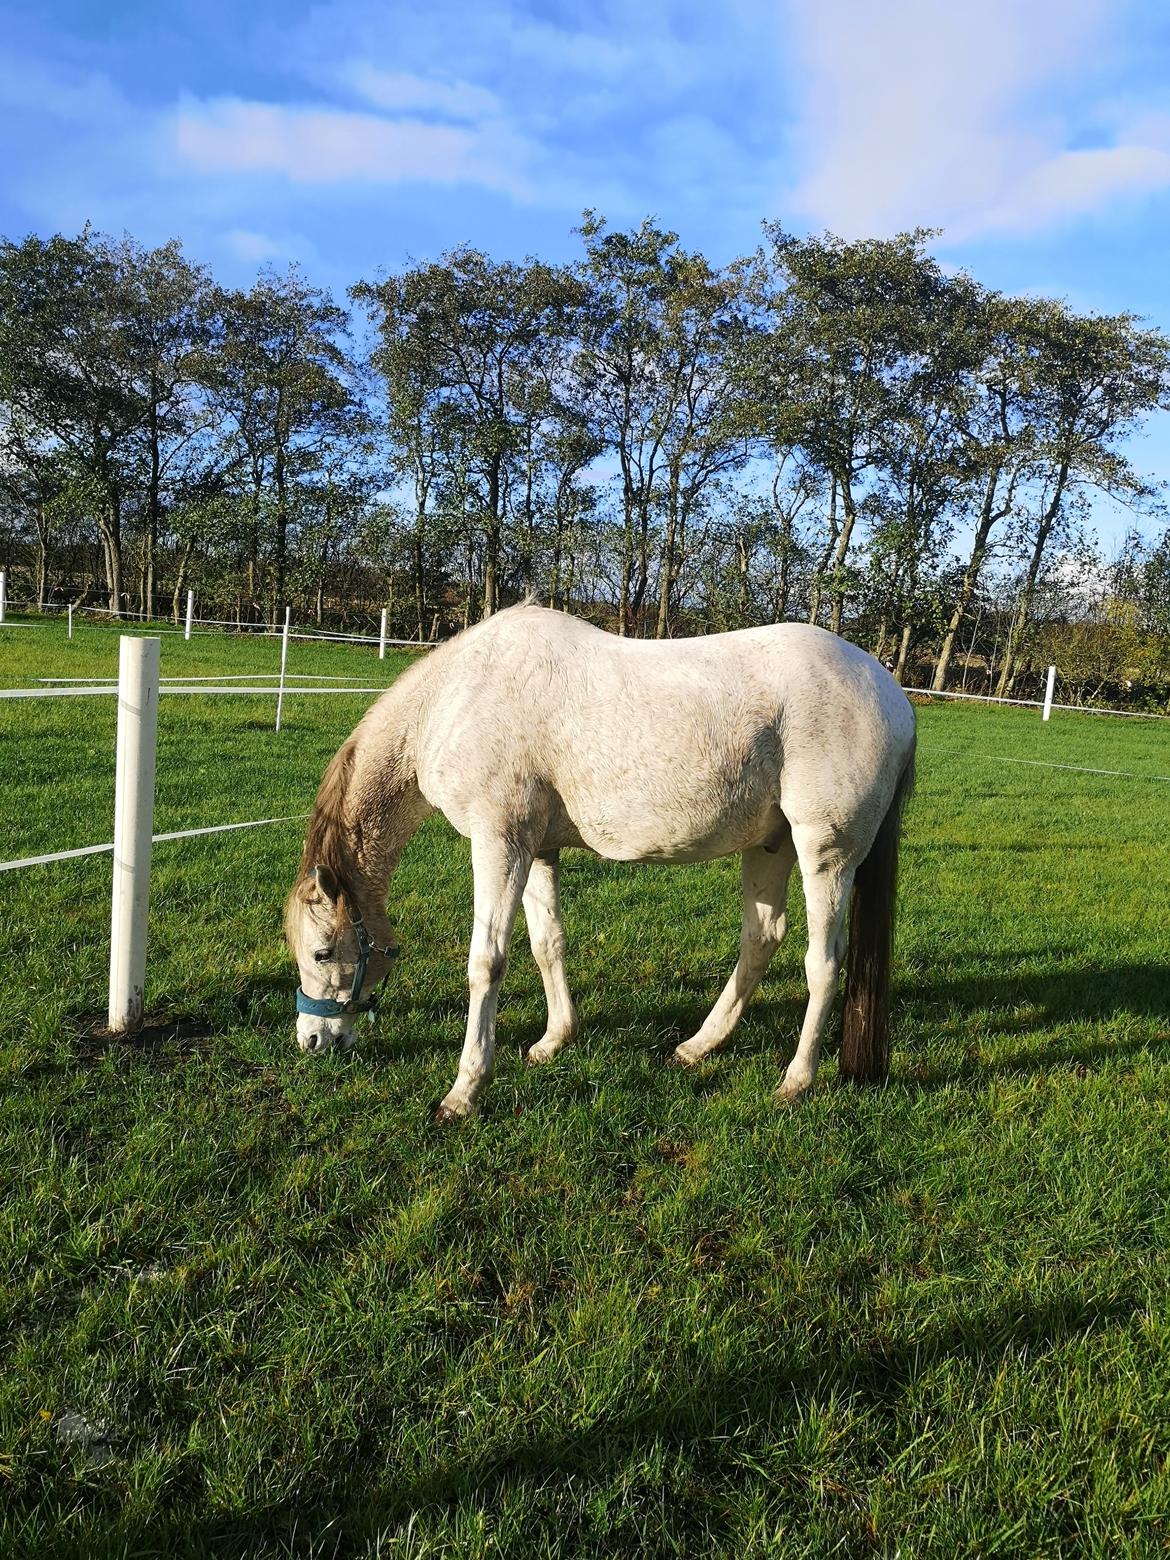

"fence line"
[6,624,1168,1035]
[0,683,390,700]
[9,679,1162,717]
[988,756,1170,783]
[8,601,1165,718]
[37,673,376,684]
[2,598,436,648]
[0,812,309,876]
[903,685,1170,722]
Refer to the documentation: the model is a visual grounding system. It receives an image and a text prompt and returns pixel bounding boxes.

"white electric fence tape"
[0,814,309,875]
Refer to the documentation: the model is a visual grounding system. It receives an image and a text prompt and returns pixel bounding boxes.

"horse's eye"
[314,949,332,963]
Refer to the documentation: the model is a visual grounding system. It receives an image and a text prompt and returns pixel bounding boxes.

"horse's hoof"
[669,1042,703,1069]
[525,1037,560,1066]
[431,1101,471,1126]
[773,1080,810,1108]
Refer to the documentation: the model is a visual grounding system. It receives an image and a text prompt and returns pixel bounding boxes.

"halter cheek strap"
[295,915,399,1022]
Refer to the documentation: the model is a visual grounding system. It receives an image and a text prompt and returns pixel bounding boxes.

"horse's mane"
[287,736,362,928]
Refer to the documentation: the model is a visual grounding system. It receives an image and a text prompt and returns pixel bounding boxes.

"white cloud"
[221,227,322,265]
[343,63,500,122]
[782,0,1170,239]
[171,96,531,196]
[508,21,639,80]
[0,57,127,124]
[224,228,283,261]
[967,143,1170,237]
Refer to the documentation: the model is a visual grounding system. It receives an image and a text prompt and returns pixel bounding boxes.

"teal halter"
[295,890,399,1022]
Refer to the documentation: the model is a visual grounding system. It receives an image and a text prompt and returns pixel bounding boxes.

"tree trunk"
[34,500,50,608]
[808,478,838,626]
[247,466,262,624]
[618,523,633,637]
[274,414,289,617]
[522,428,536,596]
[655,468,681,639]
[630,499,651,635]
[893,622,912,684]
[550,474,570,612]
[482,456,501,619]
[413,462,429,643]
[99,492,123,618]
[931,465,1005,691]
[995,459,1069,697]
[771,470,794,622]
[145,391,161,620]
[828,481,858,636]
[171,534,196,622]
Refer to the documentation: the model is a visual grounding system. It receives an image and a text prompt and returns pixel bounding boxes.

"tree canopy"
[1,218,1168,705]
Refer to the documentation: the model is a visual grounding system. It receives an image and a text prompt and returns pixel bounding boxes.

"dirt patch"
[71,1011,214,1059]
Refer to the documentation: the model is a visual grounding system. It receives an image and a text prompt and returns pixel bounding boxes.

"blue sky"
[3,0,1170,530]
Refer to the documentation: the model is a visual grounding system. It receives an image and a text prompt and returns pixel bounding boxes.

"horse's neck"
[346,684,432,926]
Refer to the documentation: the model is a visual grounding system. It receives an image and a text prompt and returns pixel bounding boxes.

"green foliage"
[1,219,1168,678]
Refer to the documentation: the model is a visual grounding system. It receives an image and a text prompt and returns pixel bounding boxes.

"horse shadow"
[61,953,1168,1091]
[893,955,1170,1086]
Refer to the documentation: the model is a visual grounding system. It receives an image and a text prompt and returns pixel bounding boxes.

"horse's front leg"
[434,832,533,1123]
[523,851,579,1065]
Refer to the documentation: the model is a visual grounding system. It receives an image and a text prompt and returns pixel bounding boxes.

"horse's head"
[284,863,399,1055]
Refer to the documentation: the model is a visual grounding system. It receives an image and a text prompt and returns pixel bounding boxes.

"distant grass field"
[1,614,1169,1558]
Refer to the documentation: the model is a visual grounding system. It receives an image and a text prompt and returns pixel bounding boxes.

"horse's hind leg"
[523,851,579,1065]
[775,828,854,1106]
[435,832,533,1123]
[673,837,797,1068]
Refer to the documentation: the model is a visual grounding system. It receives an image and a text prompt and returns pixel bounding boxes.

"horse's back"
[414,607,914,861]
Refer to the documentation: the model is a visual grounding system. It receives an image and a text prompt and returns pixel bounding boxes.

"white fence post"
[108,636,160,1033]
[379,607,387,661]
[275,606,291,732]
[67,603,74,640]
[0,570,6,624]
[185,590,194,642]
[1042,665,1056,722]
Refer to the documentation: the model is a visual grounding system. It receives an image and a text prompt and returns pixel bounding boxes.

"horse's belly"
[552,787,784,864]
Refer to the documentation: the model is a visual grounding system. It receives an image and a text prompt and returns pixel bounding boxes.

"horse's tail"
[840,744,916,1083]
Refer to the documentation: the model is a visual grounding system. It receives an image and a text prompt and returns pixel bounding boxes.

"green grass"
[1,615,1169,1558]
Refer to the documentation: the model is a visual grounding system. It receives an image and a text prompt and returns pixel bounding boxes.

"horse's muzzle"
[295,1015,356,1055]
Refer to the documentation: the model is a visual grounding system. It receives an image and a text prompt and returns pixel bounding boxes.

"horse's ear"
[308,863,341,903]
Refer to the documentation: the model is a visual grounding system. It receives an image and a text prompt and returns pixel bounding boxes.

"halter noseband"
[295,870,399,1022]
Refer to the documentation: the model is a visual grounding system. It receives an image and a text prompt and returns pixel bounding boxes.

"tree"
[206,269,354,619]
[576,214,683,635]
[994,305,1170,694]
[356,248,584,622]
[105,237,215,617]
[758,227,955,635]
[651,253,754,637]
[930,292,1036,690]
[0,231,144,612]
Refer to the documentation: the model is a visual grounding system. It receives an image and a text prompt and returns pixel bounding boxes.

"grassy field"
[1,615,1169,1558]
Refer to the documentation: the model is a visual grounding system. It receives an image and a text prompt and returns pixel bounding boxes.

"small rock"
[54,1411,120,1464]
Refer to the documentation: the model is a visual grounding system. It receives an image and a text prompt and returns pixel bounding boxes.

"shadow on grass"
[897,958,1170,1086]
[55,957,1169,1092]
[120,1280,1140,1558]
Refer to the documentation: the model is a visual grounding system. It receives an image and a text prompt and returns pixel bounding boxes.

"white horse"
[285,605,915,1121]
